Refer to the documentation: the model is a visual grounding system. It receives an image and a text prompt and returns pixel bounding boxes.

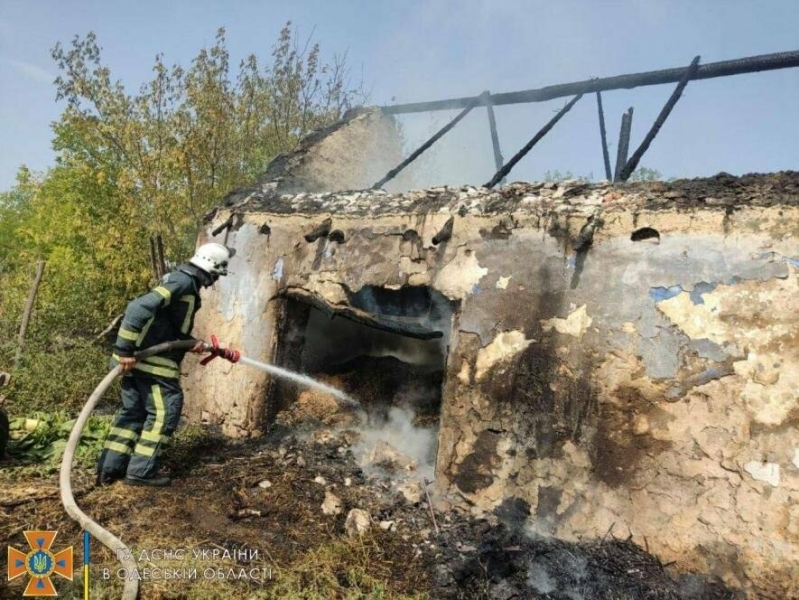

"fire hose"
[60,337,357,600]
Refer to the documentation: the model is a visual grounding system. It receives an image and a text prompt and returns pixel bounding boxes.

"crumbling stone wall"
[221,107,410,199]
[184,172,799,598]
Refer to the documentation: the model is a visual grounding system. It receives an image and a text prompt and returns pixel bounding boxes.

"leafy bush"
[7,410,110,471]
[3,339,116,413]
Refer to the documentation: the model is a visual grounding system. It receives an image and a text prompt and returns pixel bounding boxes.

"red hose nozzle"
[199,334,240,365]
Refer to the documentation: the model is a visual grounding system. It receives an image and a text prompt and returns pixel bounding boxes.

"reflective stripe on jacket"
[113,264,211,373]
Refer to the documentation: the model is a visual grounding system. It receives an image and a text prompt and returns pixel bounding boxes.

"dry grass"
[1,425,429,599]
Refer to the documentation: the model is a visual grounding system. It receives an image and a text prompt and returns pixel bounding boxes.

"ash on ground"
[2,413,742,599]
[251,413,741,600]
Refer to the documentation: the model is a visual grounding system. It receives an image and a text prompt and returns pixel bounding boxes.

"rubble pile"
[218,170,799,217]
[2,414,743,598]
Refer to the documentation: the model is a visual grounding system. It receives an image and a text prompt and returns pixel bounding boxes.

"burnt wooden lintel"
[283,288,444,340]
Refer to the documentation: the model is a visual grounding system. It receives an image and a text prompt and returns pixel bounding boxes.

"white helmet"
[190,243,235,276]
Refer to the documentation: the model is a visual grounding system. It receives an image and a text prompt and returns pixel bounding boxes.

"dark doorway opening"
[270,286,454,418]
[267,285,456,468]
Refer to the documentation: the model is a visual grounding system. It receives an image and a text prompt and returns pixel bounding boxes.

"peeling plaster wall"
[186,172,799,597]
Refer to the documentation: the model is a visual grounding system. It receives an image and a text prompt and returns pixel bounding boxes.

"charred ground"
[1,420,740,599]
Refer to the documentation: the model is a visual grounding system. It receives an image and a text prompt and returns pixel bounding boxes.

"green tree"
[50,23,365,258]
[1,23,365,413]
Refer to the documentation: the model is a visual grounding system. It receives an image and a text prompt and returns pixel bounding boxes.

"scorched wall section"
[184,173,799,598]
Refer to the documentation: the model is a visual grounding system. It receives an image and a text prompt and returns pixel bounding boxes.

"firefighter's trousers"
[96,374,183,479]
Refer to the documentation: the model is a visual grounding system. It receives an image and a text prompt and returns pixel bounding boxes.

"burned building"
[183,108,799,598]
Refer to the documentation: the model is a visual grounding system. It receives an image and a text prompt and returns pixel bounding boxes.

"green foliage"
[6,339,114,412]
[7,410,110,470]
[49,23,365,260]
[625,166,662,182]
[543,166,663,183]
[543,169,593,183]
[1,23,364,416]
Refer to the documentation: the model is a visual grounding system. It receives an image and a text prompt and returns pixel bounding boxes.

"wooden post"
[149,234,167,281]
[613,107,634,183]
[155,234,166,279]
[485,91,505,184]
[596,91,613,181]
[619,56,701,181]
[14,260,45,370]
[149,236,159,282]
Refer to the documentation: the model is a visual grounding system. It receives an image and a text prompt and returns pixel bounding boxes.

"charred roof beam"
[595,91,613,181]
[618,56,701,182]
[371,91,489,190]
[613,107,634,183]
[381,50,799,115]
[485,94,583,189]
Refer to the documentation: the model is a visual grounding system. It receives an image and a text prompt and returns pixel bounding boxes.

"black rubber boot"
[123,474,171,487]
[96,471,123,487]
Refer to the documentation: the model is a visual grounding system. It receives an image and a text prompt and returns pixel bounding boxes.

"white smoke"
[353,405,438,482]
[527,563,557,595]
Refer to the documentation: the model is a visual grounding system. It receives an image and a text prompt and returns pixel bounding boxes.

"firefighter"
[96,243,235,487]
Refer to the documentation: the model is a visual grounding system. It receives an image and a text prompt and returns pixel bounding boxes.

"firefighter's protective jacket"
[112,264,212,379]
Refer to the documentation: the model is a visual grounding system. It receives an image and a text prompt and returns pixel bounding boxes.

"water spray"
[60,336,356,600]
[200,335,358,407]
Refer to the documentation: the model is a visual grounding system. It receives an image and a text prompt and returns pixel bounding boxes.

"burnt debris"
[432,217,455,245]
[304,218,333,243]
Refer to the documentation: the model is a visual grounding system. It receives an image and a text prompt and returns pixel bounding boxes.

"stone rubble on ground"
[246,387,740,599]
[368,440,418,472]
[344,508,371,537]
[379,520,396,531]
[321,490,343,516]
[396,480,423,504]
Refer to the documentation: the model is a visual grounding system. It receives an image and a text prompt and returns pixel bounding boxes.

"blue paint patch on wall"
[649,285,683,303]
[271,257,284,280]
[689,281,718,305]
[567,254,577,270]
[787,257,799,268]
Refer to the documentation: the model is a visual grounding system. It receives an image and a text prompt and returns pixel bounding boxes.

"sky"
[1,0,798,191]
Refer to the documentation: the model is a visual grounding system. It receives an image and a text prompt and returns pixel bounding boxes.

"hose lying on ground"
[60,338,358,599]
[59,339,199,600]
